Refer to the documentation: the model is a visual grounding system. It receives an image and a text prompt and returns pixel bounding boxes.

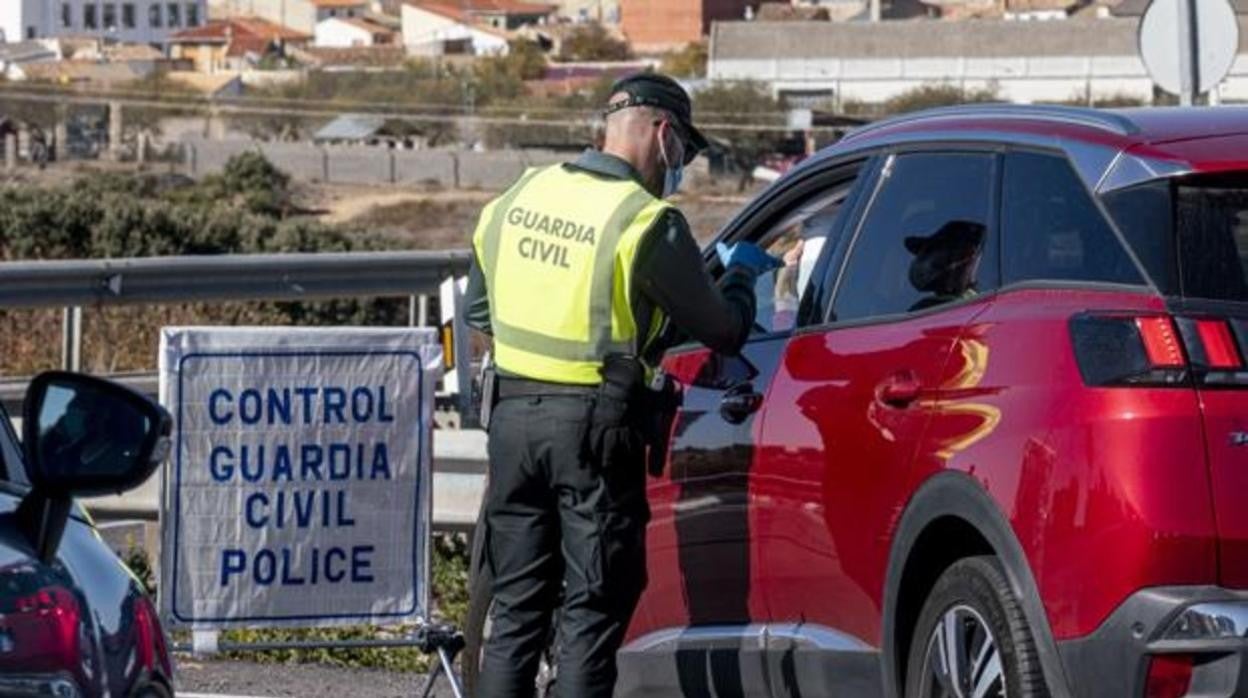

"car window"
[750,187,854,334]
[1002,150,1144,287]
[0,403,28,488]
[832,152,998,323]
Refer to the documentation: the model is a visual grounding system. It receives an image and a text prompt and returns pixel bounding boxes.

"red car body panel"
[751,299,986,644]
[924,290,1217,639]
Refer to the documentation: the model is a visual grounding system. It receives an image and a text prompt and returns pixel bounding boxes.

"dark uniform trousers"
[478,385,650,698]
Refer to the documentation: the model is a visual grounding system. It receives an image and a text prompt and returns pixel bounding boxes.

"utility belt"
[484,354,681,476]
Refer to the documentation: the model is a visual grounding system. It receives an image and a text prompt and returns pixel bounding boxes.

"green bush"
[0,153,408,372]
[123,534,472,672]
[844,82,1003,118]
[557,22,632,62]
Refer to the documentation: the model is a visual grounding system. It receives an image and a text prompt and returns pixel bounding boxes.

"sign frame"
[158,328,440,630]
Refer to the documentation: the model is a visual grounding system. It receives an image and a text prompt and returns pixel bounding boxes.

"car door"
[620,159,869,698]
[754,150,1002,695]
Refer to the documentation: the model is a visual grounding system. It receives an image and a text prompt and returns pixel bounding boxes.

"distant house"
[710,16,1248,105]
[1,0,208,45]
[315,16,396,46]
[402,1,546,55]
[168,17,310,72]
[313,114,428,148]
[622,0,753,52]
[209,0,371,34]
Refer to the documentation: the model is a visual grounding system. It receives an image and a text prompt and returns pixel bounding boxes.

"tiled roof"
[169,17,310,44]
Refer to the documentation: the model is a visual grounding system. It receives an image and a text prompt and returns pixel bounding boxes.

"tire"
[462,507,492,698]
[904,556,1048,698]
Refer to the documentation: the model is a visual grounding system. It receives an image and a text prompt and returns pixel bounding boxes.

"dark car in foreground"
[0,372,174,697]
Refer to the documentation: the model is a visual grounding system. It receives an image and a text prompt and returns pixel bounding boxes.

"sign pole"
[1176,0,1199,105]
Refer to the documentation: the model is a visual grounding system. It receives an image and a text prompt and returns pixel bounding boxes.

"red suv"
[613,105,1248,698]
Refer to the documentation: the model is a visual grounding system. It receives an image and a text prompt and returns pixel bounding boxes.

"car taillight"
[1144,654,1193,698]
[1071,313,1246,387]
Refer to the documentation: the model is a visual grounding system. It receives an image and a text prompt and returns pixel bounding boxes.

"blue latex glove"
[716,241,784,275]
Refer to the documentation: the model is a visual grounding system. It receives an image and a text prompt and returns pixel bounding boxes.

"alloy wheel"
[918,604,1006,698]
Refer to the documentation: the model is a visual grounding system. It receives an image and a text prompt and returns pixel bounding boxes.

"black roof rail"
[842,103,1141,142]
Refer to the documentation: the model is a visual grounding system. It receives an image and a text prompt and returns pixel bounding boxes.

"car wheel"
[463,569,559,698]
[904,556,1048,698]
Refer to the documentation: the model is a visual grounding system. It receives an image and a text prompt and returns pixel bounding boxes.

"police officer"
[463,72,779,698]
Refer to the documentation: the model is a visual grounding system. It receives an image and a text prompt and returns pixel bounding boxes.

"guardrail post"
[108,100,124,162]
[4,133,16,171]
[61,306,82,372]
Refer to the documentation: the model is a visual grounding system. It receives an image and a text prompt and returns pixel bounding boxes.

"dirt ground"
[2,160,757,251]
[177,657,459,698]
[303,182,755,250]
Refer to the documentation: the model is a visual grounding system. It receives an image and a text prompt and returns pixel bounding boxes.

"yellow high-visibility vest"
[472,164,671,385]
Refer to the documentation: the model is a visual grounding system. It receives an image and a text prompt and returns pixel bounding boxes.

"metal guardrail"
[0,250,473,308]
[0,372,155,414]
[0,250,485,529]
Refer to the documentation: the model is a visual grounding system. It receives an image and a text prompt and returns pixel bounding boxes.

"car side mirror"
[17,371,172,562]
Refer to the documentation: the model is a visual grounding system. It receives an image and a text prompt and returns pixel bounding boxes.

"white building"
[209,0,370,34]
[708,17,1248,106]
[400,2,509,56]
[315,15,394,46]
[1,0,208,44]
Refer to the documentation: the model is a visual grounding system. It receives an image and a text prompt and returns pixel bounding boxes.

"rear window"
[1176,177,1248,301]
[1103,174,1248,301]
[1001,151,1144,287]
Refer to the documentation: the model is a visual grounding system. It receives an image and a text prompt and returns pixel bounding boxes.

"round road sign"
[1139,0,1239,97]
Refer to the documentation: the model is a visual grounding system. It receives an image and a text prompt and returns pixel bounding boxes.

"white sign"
[158,327,443,629]
[1140,0,1239,99]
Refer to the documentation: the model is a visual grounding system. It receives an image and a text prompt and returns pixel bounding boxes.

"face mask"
[658,126,685,198]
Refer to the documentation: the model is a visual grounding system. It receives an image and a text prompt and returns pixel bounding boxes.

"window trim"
[820,146,1004,328]
[709,156,871,344]
[662,155,872,355]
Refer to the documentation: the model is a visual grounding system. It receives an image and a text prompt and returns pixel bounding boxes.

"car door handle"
[720,384,764,424]
[876,371,921,408]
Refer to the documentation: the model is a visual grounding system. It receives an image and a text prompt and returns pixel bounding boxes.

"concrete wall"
[393,149,457,186]
[711,53,1241,104]
[709,18,1248,105]
[183,138,568,189]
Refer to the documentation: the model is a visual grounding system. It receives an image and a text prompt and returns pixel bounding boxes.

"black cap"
[605,72,708,164]
[904,220,986,256]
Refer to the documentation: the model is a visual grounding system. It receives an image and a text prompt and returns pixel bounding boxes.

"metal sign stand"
[414,625,467,698]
